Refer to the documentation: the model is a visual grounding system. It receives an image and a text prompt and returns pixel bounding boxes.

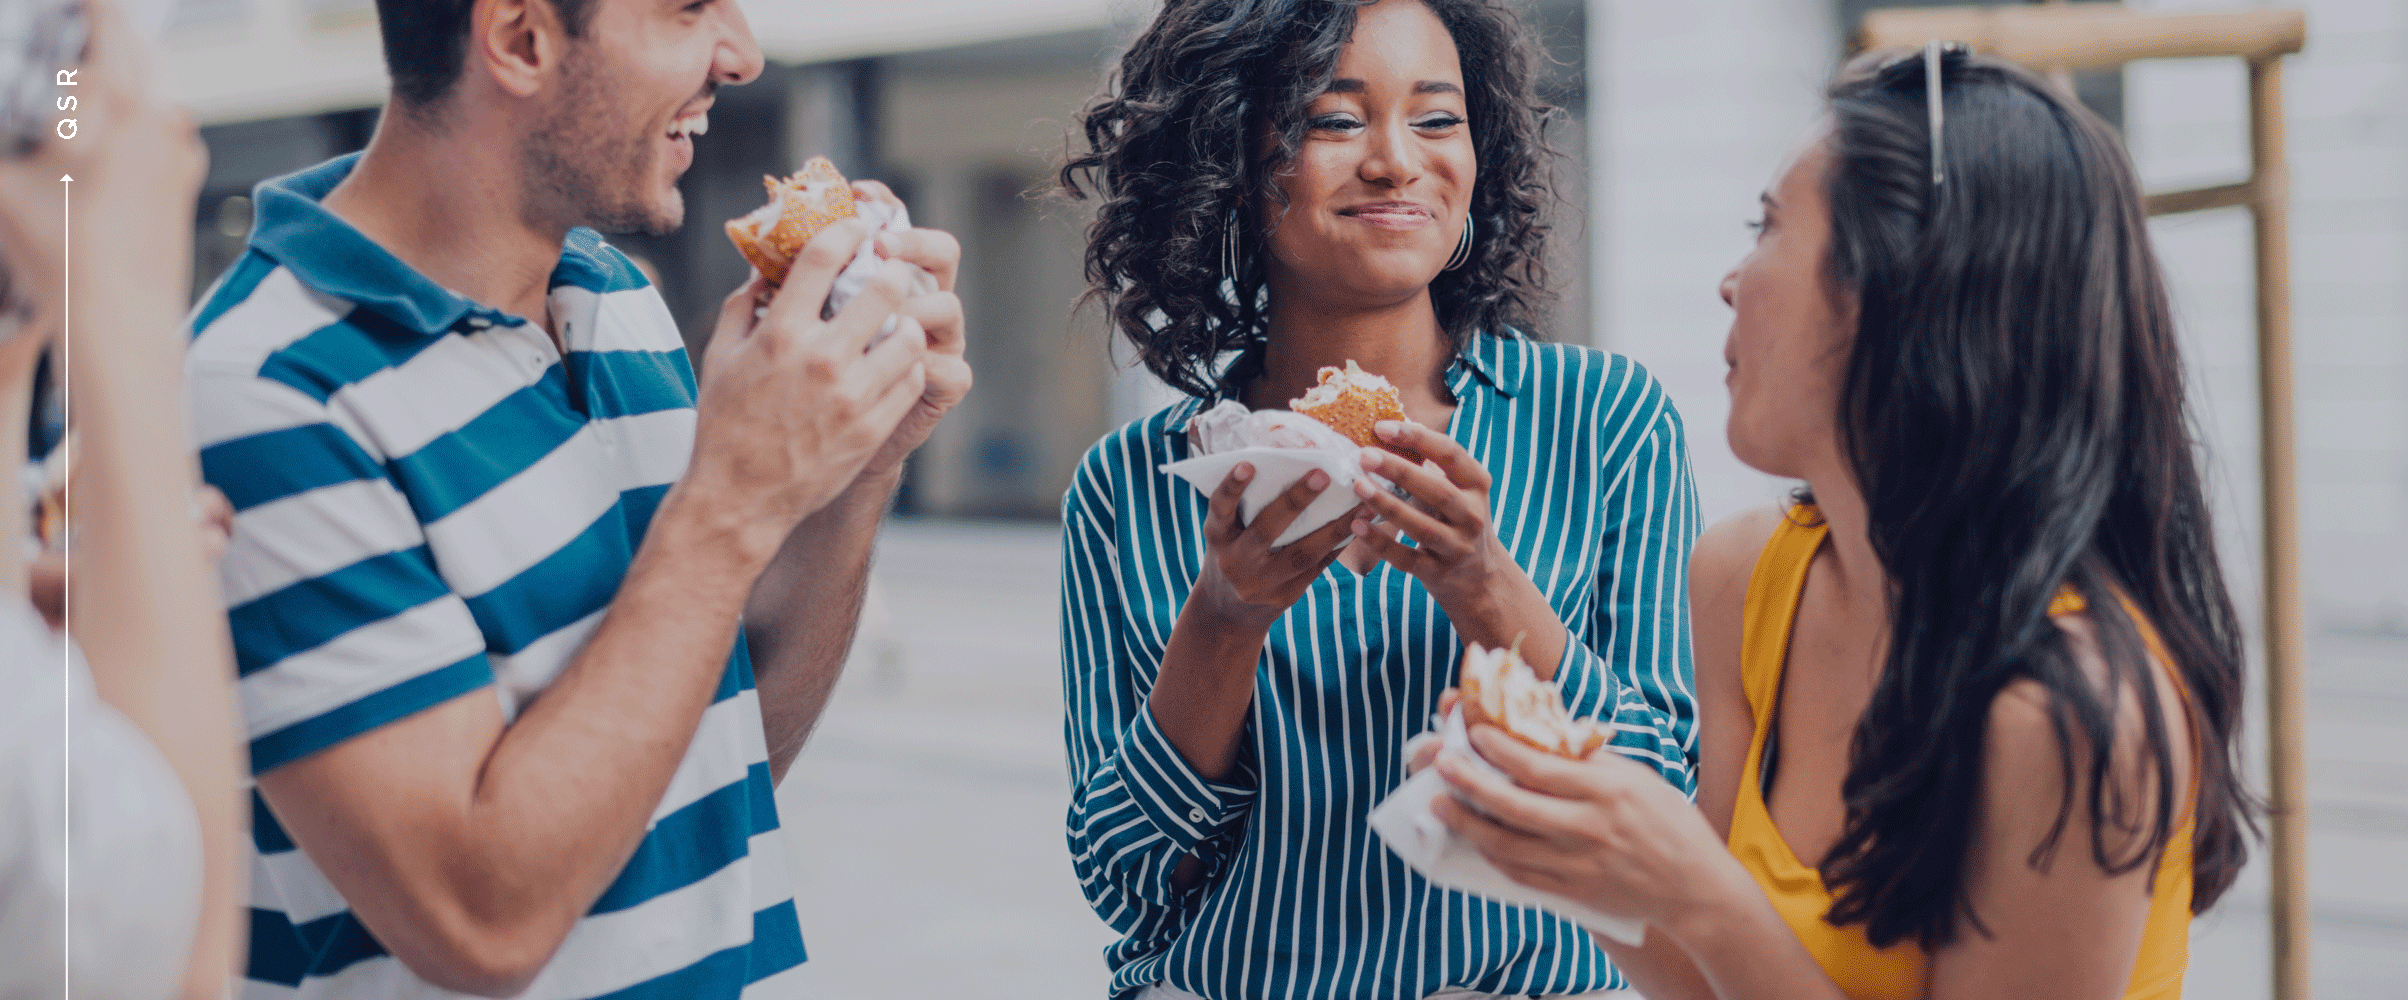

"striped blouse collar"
[1163,329,1526,438]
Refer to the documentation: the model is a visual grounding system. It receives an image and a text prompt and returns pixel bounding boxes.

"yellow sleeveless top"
[1728,505,2195,999]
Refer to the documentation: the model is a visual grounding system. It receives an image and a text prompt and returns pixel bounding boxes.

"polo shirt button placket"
[1188,807,1207,823]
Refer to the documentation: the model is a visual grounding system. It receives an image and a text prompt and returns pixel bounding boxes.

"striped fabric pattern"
[189,154,805,1000]
[1060,333,1701,1000]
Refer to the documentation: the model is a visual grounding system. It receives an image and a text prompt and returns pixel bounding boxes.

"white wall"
[1588,0,1838,526]
[1590,0,2408,631]
[2125,0,2408,634]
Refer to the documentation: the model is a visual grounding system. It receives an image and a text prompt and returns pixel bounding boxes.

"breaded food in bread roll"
[724,156,856,288]
[1289,359,1407,448]
[1458,641,1607,760]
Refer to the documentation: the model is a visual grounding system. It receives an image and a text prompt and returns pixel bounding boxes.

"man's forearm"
[472,482,771,841]
[256,479,782,996]
[745,465,901,782]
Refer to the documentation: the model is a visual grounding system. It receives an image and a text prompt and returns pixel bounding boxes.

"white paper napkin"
[1367,708,1648,946]
[1158,446,1372,549]
[825,199,937,345]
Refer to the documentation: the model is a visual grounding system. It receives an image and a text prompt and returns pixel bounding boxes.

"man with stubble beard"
[184,1,969,996]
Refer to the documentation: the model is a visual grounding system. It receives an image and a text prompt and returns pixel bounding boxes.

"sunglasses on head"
[1870,39,1972,189]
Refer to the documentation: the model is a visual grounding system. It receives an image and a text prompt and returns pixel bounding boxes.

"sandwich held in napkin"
[743,196,930,346]
[1158,400,1389,549]
[827,199,931,343]
[1366,707,1648,946]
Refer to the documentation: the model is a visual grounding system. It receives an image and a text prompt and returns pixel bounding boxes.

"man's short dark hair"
[375,0,599,108]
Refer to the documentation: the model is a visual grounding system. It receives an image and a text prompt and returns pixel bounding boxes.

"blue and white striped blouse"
[1060,332,1701,1000]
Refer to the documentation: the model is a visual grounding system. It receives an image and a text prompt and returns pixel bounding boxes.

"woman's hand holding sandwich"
[1145,464,1365,826]
[1194,464,1365,628]
[1429,720,1743,934]
[1349,420,1572,674]
[1399,686,1744,940]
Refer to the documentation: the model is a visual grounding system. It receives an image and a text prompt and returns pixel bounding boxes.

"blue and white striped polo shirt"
[1061,334,1699,999]
[188,153,805,999]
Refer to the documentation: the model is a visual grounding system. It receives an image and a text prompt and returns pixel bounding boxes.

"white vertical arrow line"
[58,171,71,1000]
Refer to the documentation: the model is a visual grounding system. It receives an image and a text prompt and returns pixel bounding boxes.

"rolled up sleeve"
[1558,389,1701,796]
[1060,456,1254,925]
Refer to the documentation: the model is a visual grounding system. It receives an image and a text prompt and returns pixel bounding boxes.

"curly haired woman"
[1055,2,1700,997]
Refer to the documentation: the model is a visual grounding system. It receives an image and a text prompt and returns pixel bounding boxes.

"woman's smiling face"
[1261,0,1476,309]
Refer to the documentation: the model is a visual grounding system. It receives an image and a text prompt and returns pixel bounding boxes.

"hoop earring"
[1222,210,1243,295]
[1442,214,1474,271]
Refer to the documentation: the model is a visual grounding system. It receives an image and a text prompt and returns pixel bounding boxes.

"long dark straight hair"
[1810,49,2257,949]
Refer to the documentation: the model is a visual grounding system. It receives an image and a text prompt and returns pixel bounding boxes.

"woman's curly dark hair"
[1060,0,1562,399]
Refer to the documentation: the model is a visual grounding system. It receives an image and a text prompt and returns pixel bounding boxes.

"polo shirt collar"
[1163,329,1522,437]
[247,153,524,335]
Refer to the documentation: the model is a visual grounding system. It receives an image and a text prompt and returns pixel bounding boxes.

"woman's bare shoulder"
[1691,504,1790,609]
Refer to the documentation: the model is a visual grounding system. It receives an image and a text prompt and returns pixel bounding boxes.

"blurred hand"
[848,180,969,479]
[686,218,928,560]
[195,484,232,561]
[27,484,234,631]
[28,551,63,629]
[0,0,205,336]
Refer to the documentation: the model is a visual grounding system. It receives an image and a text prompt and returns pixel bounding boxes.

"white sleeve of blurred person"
[0,605,204,1000]
[0,0,247,999]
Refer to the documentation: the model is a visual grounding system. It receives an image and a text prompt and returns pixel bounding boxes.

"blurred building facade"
[167,0,2404,622]
[167,0,1588,519]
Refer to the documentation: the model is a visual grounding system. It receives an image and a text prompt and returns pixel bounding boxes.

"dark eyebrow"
[1322,78,1464,97]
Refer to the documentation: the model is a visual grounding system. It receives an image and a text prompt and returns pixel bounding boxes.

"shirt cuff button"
[1188,807,1207,823]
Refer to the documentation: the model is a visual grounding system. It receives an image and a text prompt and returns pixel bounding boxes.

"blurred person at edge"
[1415,49,2256,1000]
[181,0,967,996]
[0,1,249,998]
[1056,1,1698,997]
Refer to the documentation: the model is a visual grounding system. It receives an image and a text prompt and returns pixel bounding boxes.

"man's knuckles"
[862,259,920,305]
[798,349,846,384]
[798,220,872,272]
[904,291,964,330]
[894,229,963,278]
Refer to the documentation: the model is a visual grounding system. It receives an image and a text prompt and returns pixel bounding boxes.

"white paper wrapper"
[1367,708,1648,946]
[1159,401,1382,549]
[823,199,936,343]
